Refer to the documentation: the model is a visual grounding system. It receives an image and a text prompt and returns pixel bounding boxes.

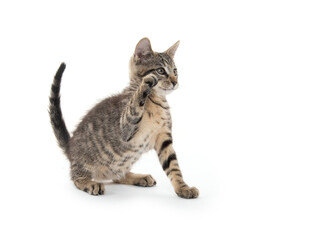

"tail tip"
[55,62,66,80]
[59,62,66,72]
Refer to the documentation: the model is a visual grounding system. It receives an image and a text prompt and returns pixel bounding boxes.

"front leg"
[120,74,158,142]
[155,132,199,199]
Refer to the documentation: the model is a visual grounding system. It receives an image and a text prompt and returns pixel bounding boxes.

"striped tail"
[49,63,70,152]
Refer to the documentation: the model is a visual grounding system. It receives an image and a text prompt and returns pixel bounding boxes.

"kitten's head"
[129,38,180,95]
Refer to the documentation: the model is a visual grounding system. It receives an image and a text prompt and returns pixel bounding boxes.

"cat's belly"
[91,152,142,182]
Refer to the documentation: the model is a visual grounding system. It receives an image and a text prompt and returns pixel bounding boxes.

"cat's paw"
[74,180,105,196]
[143,74,158,88]
[84,182,105,195]
[176,185,199,199]
[134,174,157,187]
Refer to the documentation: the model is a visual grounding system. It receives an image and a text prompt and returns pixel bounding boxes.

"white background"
[0,0,332,239]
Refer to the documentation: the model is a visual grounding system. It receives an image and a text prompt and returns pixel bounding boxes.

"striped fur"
[49,38,199,198]
[49,63,70,151]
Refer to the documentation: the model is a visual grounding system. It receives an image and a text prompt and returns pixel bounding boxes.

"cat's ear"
[134,38,153,59]
[165,40,180,58]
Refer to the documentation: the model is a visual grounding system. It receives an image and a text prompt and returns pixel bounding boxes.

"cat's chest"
[131,101,171,151]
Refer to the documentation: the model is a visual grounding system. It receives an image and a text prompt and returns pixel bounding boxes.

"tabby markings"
[162,153,177,170]
[148,96,169,110]
[159,139,172,155]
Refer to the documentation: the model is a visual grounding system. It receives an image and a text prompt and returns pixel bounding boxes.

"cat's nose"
[170,76,177,87]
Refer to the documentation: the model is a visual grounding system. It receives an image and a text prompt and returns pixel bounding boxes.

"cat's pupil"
[173,68,177,76]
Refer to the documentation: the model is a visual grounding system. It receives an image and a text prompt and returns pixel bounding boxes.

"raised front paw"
[176,185,199,199]
[143,74,158,88]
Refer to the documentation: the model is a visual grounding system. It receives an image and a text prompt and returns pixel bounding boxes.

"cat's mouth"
[160,86,177,92]
[160,87,172,91]
[160,84,178,91]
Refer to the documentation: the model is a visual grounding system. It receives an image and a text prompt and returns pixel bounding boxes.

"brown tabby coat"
[49,38,199,198]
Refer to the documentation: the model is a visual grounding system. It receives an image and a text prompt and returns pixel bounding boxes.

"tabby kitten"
[49,38,199,199]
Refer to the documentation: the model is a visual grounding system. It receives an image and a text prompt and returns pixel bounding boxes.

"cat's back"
[68,92,131,151]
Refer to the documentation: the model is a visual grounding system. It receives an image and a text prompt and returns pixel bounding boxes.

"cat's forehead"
[139,52,175,68]
[157,53,174,66]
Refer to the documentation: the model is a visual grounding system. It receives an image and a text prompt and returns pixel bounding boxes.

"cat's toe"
[176,186,199,199]
[135,175,156,187]
[144,76,158,88]
[82,183,105,195]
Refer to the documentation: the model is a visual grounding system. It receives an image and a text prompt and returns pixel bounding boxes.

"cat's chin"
[154,87,173,95]
[156,85,178,95]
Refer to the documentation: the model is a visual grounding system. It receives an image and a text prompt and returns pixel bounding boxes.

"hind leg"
[114,172,156,187]
[71,164,105,195]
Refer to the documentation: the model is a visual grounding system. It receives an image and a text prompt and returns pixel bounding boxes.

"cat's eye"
[173,68,177,76]
[156,68,166,75]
